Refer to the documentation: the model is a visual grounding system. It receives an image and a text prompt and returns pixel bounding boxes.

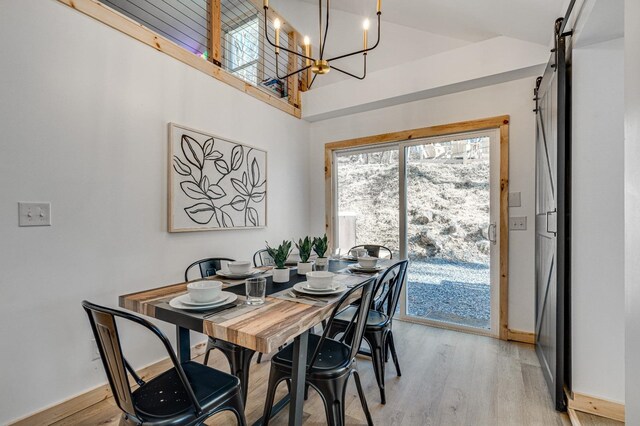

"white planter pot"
[272,267,290,283]
[315,257,328,271]
[297,262,313,275]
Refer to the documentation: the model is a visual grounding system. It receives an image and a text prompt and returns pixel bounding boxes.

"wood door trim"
[324,115,511,339]
[567,391,625,423]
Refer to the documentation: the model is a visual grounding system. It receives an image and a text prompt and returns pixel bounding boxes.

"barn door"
[534,18,571,411]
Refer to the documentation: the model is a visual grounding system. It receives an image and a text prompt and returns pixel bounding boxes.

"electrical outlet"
[509,216,527,230]
[18,202,51,226]
[90,339,100,361]
[508,192,521,207]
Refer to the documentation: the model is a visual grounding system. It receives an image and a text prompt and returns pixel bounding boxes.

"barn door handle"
[488,223,497,244]
[546,209,557,235]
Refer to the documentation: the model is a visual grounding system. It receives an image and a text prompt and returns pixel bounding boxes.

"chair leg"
[203,338,217,365]
[388,331,402,377]
[353,370,374,426]
[261,368,286,426]
[313,374,349,426]
[257,353,263,364]
[231,390,248,426]
[368,334,387,404]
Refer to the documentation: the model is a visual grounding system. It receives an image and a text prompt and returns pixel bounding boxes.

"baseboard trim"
[568,391,625,423]
[567,408,582,426]
[507,329,535,344]
[9,342,207,426]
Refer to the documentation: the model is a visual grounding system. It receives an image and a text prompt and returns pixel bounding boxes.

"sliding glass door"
[332,129,501,335]
[333,145,400,258]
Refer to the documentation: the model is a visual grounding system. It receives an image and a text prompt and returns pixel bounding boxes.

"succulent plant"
[313,234,329,258]
[296,236,313,263]
[265,240,292,269]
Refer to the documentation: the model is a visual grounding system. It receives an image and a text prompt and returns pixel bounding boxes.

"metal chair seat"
[132,361,239,423]
[271,334,352,377]
[334,306,389,329]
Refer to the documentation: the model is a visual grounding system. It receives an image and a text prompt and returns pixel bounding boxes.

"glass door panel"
[334,147,400,258]
[403,135,494,330]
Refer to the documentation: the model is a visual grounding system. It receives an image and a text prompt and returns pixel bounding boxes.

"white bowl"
[187,280,222,303]
[357,256,378,268]
[305,271,335,289]
[227,261,251,274]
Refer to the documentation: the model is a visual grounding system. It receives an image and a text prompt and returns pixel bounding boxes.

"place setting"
[169,280,238,315]
[214,260,268,281]
[274,271,348,306]
[345,255,385,274]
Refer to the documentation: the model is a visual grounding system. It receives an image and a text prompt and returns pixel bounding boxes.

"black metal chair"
[184,257,234,282]
[261,280,375,426]
[349,244,393,259]
[184,258,257,405]
[253,249,275,267]
[328,260,408,404]
[82,300,246,426]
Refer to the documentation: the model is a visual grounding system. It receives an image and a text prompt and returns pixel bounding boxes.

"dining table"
[119,258,397,426]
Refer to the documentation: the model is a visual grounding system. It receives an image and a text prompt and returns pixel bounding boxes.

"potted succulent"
[313,234,329,271]
[296,236,313,275]
[266,240,292,283]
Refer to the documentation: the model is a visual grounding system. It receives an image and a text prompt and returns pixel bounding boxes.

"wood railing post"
[207,0,222,66]
[287,31,300,108]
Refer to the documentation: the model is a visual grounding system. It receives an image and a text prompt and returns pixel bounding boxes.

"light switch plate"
[509,192,521,207]
[509,216,527,231]
[18,202,51,226]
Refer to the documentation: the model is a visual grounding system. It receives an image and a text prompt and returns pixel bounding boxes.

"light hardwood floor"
[54,322,616,425]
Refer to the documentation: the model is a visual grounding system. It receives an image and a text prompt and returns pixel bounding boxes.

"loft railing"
[78,0,306,115]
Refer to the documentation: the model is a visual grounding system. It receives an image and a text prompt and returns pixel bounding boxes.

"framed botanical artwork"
[168,123,267,232]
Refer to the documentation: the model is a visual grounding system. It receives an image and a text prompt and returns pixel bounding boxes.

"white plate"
[180,293,228,306]
[216,269,263,279]
[340,255,358,261]
[349,264,384,273]
[293,282,346,295]
[169,292,237,311]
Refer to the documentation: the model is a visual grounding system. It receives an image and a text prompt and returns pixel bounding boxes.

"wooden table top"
[118,261,393,354]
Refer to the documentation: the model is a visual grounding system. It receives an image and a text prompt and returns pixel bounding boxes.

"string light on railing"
[263,0,382,89]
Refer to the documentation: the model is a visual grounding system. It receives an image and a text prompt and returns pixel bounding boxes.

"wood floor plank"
[53,322,579,426]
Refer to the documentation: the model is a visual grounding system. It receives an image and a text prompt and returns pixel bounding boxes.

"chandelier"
[263,0,382,89]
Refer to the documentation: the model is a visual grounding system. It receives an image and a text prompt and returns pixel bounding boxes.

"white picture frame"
[168,123,267,232]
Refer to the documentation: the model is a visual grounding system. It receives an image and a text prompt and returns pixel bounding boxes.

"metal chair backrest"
[81,301,203,420]
[253,249,275,267]
[372,260,408,320]
[184,257,235,282]
[309,279,375,368]
[349,244,393,259]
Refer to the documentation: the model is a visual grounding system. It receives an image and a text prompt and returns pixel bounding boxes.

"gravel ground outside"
[406,258,490,329]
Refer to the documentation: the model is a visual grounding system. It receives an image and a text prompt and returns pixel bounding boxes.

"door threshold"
[396,315,498,339]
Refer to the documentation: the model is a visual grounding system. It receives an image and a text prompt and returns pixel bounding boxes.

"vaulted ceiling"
[300,0,567,45]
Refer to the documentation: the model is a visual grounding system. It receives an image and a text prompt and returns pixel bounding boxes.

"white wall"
[571,37,625,403]
[625,0,640,422]
[308,77,539,332]
[0,1,310,423]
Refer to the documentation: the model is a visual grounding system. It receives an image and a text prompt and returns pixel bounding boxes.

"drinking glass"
[245,277,266,305]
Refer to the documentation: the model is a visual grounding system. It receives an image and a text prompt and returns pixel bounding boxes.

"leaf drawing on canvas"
[171,129,266,230]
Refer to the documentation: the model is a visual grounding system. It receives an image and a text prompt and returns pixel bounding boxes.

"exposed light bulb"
[304,35,310,46]
[274,18,281,29]
[362,19,370,30]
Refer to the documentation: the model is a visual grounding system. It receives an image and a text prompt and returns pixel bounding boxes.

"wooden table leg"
[289,330,309,426]
[176,326,191,363]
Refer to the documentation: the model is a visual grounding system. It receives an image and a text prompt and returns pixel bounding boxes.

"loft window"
[225,17,260,85]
